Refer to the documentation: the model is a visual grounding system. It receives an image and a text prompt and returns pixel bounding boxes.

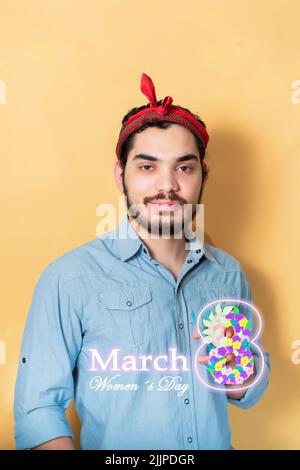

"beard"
[122,175,204,239]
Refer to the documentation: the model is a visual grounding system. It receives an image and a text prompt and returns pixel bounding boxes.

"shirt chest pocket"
[98,286,157,349]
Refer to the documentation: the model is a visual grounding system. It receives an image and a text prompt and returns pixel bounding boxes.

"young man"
[14,73,270,450]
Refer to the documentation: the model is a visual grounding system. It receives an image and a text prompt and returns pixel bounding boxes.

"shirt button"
[22,357,26,364]
[196,249,201,253]
[126,300,133,307]
[184,398,190,405]
[143,248,147,254]
[187,259,193,264]
[178,323,184,329]
[187,437,193,443]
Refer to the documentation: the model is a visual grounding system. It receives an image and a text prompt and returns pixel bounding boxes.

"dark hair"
[119,99,208,179]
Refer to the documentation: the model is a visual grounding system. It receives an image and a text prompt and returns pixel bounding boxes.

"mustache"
[144,193,186,205]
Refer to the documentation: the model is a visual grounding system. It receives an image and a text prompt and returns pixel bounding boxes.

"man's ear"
[201,158,209,187]
[114,160,124,193]
[202,158,209,175]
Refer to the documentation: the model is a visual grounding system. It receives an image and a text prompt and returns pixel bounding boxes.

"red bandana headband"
[115,73,209,159]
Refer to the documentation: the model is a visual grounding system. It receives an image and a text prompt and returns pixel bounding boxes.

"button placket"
[174,287,198,450]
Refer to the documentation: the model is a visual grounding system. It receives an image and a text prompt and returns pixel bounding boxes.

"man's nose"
[155,168,180,194]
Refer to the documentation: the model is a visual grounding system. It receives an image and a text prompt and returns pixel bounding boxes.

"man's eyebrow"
[132,153,200,163]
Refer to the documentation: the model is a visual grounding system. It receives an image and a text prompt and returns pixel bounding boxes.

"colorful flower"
[215,361,223,371]
[241,356,250,365]
[239,318,248,328]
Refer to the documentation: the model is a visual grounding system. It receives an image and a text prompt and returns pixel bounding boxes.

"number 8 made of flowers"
[193,299,265,392]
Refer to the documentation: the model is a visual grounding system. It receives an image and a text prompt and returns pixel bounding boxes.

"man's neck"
[128,216,190,270]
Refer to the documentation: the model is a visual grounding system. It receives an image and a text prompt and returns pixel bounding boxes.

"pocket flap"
[99,286,152,310]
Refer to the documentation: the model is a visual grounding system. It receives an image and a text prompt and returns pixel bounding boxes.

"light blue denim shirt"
[14,213,270,450]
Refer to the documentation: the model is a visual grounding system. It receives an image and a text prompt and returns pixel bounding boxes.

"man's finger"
[192,328,201,340]
[197,355,210,365]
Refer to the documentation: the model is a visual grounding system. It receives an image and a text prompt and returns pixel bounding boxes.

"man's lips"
[150,200,179,206]
[149,200,181,211]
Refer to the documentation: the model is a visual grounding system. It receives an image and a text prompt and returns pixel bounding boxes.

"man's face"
[115,124,205,238]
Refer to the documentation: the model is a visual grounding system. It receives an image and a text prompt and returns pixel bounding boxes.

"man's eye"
[140,165,153,171]
[178,166,192,172]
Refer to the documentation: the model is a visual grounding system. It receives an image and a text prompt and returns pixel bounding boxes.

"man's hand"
[192,328,256,400]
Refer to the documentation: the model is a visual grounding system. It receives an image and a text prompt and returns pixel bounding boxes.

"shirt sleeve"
[13,263,83,449]
[227,266,271,410]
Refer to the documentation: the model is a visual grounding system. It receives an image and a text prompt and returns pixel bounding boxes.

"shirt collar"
[111,213,218,264]
[113,213,143,261]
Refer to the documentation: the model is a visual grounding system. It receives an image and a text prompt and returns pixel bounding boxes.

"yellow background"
[1,0,299,449]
